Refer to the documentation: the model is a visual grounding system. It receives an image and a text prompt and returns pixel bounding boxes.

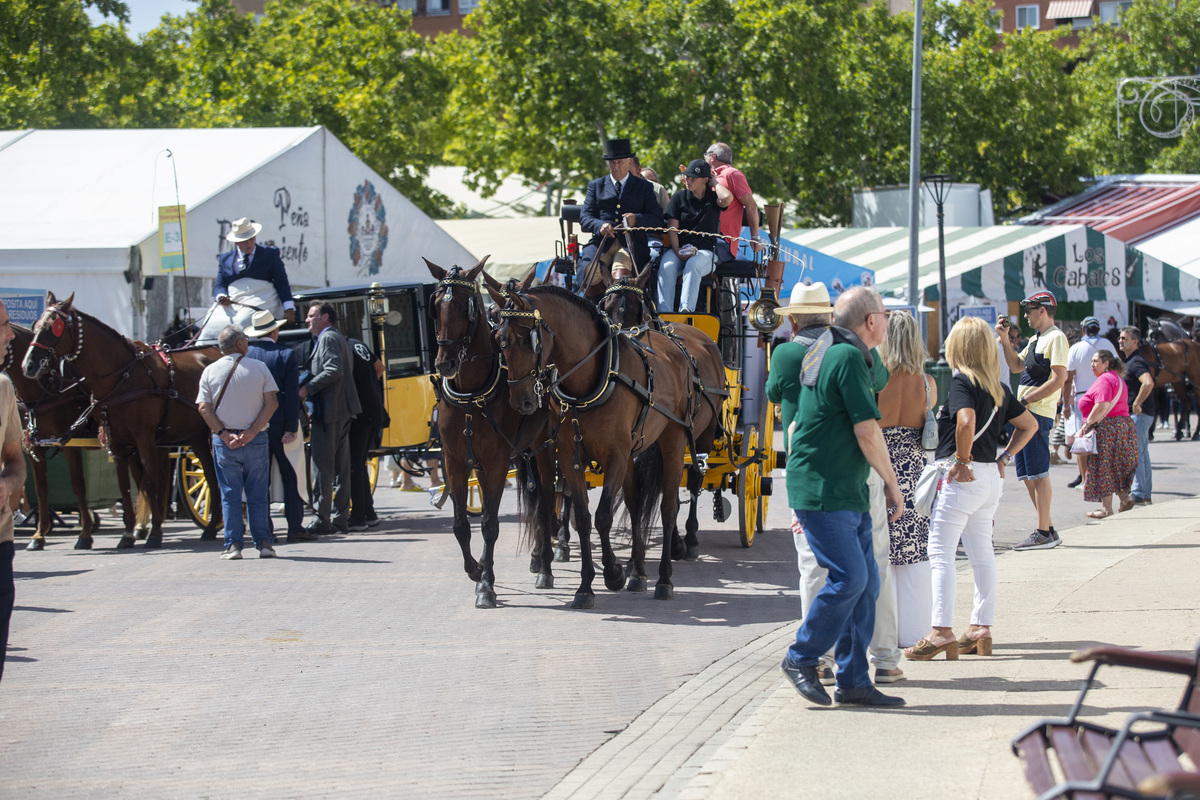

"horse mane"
[66,305,139,350]
[527,285,609,335]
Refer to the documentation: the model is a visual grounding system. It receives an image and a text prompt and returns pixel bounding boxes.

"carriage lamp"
[748,287,781,334]
[368,283,386,318]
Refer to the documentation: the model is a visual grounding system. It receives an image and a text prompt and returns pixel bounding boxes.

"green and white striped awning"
[780,225,1200,304]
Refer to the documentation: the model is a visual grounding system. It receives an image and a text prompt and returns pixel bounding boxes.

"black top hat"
[603,138,636,161]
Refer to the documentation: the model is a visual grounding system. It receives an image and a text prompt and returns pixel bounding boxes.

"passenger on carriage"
[579,139,665,284]
[655,159,733,313]
[215,217,296,324]
[631,157,671,272]
[704,142,763,262]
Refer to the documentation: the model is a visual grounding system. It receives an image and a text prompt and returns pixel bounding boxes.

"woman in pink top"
[1078,350,1137,518]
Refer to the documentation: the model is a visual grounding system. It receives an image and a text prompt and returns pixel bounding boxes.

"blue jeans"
[1013,412,1053,482]
[213,431,273,548]
[1132,412,1153,501]
[786,509,879,689]
[656,248,715,312]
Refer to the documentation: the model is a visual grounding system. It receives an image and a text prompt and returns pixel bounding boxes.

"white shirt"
[1066,334,1118,395]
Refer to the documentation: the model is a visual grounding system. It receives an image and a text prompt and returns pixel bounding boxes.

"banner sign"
[0,288,46,327]
[159,205,188,272]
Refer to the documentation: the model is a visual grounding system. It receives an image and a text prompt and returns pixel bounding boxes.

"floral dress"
[884,426,930,565]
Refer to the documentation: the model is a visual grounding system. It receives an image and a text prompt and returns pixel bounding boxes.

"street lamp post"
[922,173,954,363]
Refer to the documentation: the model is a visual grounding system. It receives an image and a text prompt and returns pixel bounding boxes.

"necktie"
[241,252,251,272]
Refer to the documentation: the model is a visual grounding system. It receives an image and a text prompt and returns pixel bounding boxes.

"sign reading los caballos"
[348,180,389,277]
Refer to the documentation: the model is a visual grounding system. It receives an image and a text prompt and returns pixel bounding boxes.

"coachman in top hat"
[578,138,665,283]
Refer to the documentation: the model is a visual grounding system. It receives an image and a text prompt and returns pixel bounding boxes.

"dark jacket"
[215,244,294,306]
[580,174,665,270]
[246,338,300,434]
[306,328,362,424]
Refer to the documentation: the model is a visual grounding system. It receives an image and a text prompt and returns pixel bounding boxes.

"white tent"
[435,217,563,283]
[0,127,474,338]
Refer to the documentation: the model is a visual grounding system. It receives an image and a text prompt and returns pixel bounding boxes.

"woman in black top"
[906,317,1038,662]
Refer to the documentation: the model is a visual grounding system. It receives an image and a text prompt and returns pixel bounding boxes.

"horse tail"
[631,443,664,545]
[515,458,543,554]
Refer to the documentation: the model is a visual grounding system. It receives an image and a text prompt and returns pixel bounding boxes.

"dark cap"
[684,159,711,179]
[1020,289,1057,309]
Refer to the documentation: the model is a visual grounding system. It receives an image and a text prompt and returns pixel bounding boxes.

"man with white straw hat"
[215,217,296,324]
[244,309,309,542]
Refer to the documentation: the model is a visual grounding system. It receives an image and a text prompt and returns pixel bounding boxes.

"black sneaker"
[834,686,906,707]
[780,659,832,706]
[1014,529,1061,551]
[1067,475,1083,489]
[347,521,369,532]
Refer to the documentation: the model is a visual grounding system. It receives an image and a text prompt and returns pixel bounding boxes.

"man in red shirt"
[704,143,764,262]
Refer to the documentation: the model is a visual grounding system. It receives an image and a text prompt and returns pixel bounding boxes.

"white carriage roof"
[0,127,322,250]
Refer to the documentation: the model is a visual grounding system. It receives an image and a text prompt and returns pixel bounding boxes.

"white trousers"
[928,466,1002,629]
[893,561,932,648]
[793,469,900,671]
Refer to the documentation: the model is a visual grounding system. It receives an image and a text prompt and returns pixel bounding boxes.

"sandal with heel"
[957,632,993,656]
[904,637,959,661]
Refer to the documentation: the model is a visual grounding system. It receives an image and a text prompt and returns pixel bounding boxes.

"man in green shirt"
[779,287,904,708]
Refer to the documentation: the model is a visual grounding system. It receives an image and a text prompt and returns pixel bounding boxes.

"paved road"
[2,430,1195,797]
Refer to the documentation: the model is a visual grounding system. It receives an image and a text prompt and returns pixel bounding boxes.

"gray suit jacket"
[307,328,362,423]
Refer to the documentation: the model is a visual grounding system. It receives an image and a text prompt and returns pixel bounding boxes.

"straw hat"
[776,281,833,315]
[244,309,285,338]
[226,218,263,243]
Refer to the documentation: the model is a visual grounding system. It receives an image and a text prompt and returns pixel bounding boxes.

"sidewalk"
[543,497,1200,800]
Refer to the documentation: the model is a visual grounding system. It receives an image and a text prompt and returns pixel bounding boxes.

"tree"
[1071,0,1200,176]
[0,0,142,128]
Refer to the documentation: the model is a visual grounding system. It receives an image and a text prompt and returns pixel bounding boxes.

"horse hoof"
[74,538,93,550]
[136,530,149,541]
[529,555,541,574]
[553,546,570,563]
[671,538,686,561]
[144,535,163,549]
[1175,431,1184,441]
[116,536,135,550]
[654,583,674,600]
[685,544,700,561]
[535,573,554,590]
[571,592,595,609]
[604,565,625,592]
[25,538,44,551]
[475,591,498,609]
[198,530,217,541]
[626,574,648,592]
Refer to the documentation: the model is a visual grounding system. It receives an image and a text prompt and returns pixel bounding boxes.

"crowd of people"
[769,280,1159,708]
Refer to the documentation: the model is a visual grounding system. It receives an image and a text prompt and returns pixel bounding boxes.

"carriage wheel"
[467,482,483,517]
[737,427,761,548]
[177,449,212,529]
[756,400,775,535]
[368,457,379,493]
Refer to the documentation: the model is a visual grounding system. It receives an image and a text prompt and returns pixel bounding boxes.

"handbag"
[921,377,939,450]
[913,403,999,517]
[1070,430,1096,454]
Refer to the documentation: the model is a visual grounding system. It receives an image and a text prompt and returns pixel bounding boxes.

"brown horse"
[425,258,559,608]
[22,292,223,548]
[487,284,726,606]
[1140,338,1200,441]
[596,268,725,561]
[4,325,150,550]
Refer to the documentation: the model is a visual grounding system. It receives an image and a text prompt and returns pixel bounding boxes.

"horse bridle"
[29,305,84,363]
[497,305,554,405]
[431,270,486,367]
[601,280,655,329]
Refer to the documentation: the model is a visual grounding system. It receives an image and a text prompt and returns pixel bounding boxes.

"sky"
[86,0,200,37]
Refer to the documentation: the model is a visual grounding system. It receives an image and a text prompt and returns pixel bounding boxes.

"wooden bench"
[1012,642,1200,799]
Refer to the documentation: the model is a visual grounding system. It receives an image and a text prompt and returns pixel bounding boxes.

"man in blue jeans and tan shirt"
[779,286,905,708]
[997,290,1069,551]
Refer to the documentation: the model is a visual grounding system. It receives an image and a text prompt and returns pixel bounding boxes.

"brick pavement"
[0,482,800,798]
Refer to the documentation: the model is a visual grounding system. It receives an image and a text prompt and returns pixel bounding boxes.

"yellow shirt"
[1017,326,1069,419]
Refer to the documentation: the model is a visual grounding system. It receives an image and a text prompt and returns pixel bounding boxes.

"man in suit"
[300,301,361,534]
[244,309,310,542]
[579,138,665,284]
[216,218,296,324]
[346,337,385,532]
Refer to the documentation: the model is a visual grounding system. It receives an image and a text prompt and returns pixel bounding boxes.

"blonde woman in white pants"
[907,317,1038,661]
